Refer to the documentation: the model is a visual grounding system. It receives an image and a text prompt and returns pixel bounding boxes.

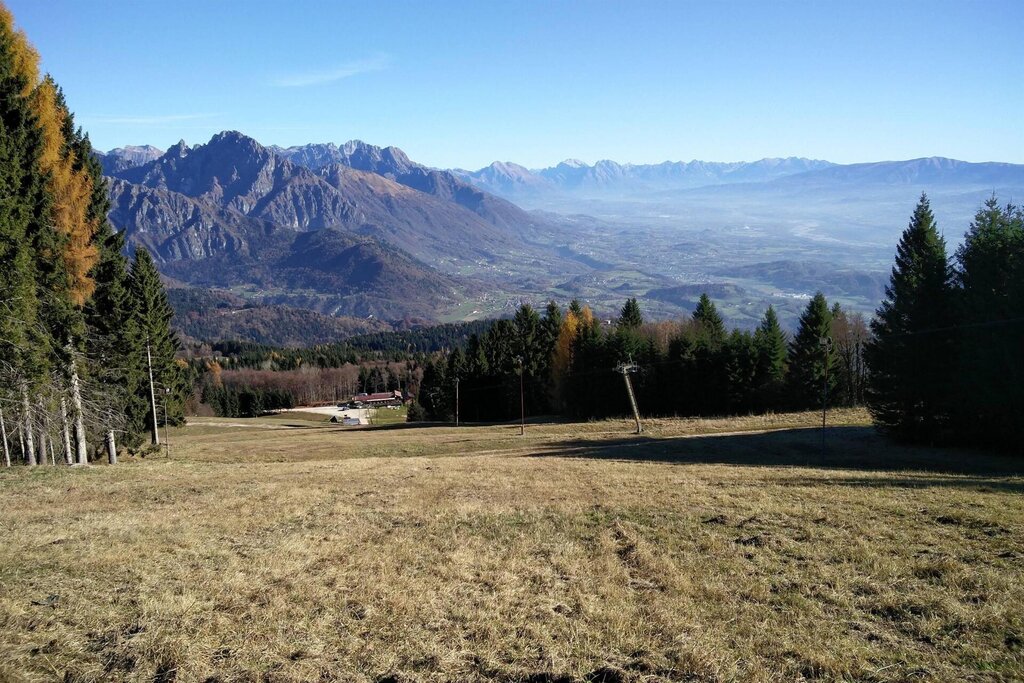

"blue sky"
[7,0,1023,169]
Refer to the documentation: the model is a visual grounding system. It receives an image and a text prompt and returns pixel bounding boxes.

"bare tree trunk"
[37,428,48,466]
[106,429,117,465]
[49,436,56,467]
[60,397,74,465]
[18,425,26,464]
[147,341,160,446]
[67,350,88,465]
[0,408,10,467]
[21,386,36,467]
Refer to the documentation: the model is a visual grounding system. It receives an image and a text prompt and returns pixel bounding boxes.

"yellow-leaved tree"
[32,76,98,305]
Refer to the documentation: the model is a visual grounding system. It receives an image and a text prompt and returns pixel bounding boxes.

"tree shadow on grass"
[523,426,1024,488]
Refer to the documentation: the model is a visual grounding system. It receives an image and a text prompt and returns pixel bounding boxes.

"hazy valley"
[97,135,1024,339]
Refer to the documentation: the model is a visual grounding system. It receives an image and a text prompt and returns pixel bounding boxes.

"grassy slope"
[0,409,1022,683]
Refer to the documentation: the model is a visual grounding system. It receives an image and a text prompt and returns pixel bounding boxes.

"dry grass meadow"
[1,409,1022,683]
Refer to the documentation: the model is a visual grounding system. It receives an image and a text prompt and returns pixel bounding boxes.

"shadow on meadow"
[524,426,1024,485]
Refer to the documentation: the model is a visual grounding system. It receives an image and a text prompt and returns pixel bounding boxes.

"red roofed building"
[351,390,404,407]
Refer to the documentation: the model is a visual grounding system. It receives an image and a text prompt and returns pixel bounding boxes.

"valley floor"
[1,410,1022,682]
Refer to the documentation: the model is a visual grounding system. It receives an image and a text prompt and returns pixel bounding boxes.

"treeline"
[415,296,867,423]
[196,362,421,417]
[202,386,295,418]
[0,8,185,466]
[867,194,1024,451]
[196,320,493,371]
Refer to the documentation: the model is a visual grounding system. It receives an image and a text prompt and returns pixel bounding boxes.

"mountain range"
[453,155,1024,208]
[100,134,1024,339]
[101,132,564,320]
[454,156,837,198]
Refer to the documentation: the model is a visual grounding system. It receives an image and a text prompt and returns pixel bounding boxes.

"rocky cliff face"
[273,140,544,235]
[106,131,533,264]
[101,131,548,319]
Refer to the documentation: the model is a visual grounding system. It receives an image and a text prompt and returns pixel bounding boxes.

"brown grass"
[1,409,1022,682]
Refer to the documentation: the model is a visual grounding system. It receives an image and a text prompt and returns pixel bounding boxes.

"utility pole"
[454,377,460,427]
[819,336,832,452]
[147,340,160,446]
[616,359,643,434]
[517,357,525,436]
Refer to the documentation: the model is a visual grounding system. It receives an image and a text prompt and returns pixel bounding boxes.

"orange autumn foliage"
[551,310,579,382]
[32,78,99,305]
[0,3,39,97]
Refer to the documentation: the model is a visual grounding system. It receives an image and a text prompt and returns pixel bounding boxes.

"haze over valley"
[98,134,1024,335]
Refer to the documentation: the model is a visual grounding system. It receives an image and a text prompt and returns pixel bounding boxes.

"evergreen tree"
[953,196,1024,447]
[725,329,757,412]
[568,298,583,318]
[690,294,728,414]
[692,293,726,345]
[85,205,146,445]
[541,300,563,353]
[130,248,185,434]
[865,195,954,439]
[787,292,836,409]
[752,305,787,410]
[418,359,449,421]
[617,297,643,329]
[0,7,44,404]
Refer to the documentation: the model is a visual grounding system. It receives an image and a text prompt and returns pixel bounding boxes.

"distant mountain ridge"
[454,156,836,198]
[96,144,164,175]
[453,155,1024,203]
[99,131,548,319]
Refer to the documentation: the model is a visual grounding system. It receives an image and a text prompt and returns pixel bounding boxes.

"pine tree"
[725,329,757,412]
[617,298,643,329]
[541,300,563,353]
[865,195,954,440]
[692,293,726,346]
[0,6,43,401]
[953,196,1024,447]
[0,8,57,463]
[130,248,184,437]
[418,359,449,421]
[690,294,728,414]
[752,305,787,410]
[787,292,836,409]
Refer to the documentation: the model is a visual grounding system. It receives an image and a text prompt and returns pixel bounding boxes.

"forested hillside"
[0,8,184,465]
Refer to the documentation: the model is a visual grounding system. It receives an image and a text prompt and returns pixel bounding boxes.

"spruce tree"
[725,329,757,412]
[130,248,185,434]
[0,9,43,397]
[787,292,836,409]
[953,196,1024,447]
[617,298,643,329]
[865,195,953,440]
[752,305,787,410]
[690,294,728,414]
[692,293,726,345]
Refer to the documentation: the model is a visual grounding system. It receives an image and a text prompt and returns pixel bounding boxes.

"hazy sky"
[8,0,1023,169]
